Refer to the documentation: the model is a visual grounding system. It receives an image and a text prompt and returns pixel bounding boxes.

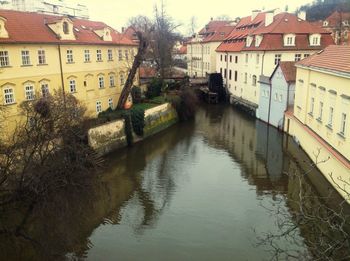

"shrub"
[131,86,142,104]
[130,107,145,136]
[167,88,198,122]
[122,111,133,146]
[146,78,163,99]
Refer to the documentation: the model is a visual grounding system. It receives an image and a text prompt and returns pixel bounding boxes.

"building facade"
[322,11,350,45]
[258,61,296,129]
[0,10,137,132]
[187,19,235,77]
[216,10,334,116]
[284,45,350,201]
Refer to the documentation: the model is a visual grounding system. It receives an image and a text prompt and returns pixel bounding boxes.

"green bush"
[122,111,133,146]
[130,107,145,136]
[167,88,198,122]
[146,78,163,99]
[131,86,142,104]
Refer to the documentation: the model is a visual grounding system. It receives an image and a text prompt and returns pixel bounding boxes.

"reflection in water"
[0,105,348,260]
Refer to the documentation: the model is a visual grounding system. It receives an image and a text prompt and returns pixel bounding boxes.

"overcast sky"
[82,0,314,35]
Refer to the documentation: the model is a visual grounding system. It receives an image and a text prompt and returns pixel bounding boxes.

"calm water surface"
[0,105,345,260]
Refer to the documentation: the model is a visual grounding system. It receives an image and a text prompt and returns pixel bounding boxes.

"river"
[0,104,349,260]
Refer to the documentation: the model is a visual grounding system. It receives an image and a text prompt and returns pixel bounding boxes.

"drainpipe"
[260,51,266,76]
[58,44,66,105]
[225,51,229,88]
[267,78,272,126]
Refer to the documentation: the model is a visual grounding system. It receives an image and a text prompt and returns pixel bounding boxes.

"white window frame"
[274,54,281,65]
[125,50,129,61]
[97,49,102,62]
[108,49,113,61]
[96,101,102,113]
[84,50,90,62]
[69,79,76,93]
[295,54,302,61]
[340,113,347,135]
[318,101,323,120]
[310,97,315,114]
[109,75,115,87]
[38,50,46,65]
[41,83,49,97]
[67,50,74,63]
[328,107,334,127]
[120,73,125,86]
[24,84,35,101]
[98,76,105,88]
[3,87,15,104]
[0,50,9,67]
[118,50,123,61]
[108,98,113,109]
[21,50,31,65]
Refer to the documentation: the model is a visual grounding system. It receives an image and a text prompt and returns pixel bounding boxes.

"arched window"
[252,75,257,86]
[63,21,69,34]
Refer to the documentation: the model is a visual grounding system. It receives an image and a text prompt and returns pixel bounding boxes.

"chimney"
[252,10,260,20]
[122,27,125,33]
[265,11,273,27]
[211,17,213,21]
[297,11,306,20]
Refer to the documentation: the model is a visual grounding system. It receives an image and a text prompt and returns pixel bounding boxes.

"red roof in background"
[217,11,333,53]
[216,12,266,52]
[325,11,350,27]
[0,10,136,46]
[198,20,232,35]
[278,61,296,83]
[178,45,187,54]
[202,24,235,43]
[296,45,350,75]
[140,66,157,78]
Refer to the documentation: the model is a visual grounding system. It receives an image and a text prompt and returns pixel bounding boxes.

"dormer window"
[343,21,349,26]
[323,21,329,27]
[284,34,295,46]
[246,36,253,47]
[0,17,9,39]
[255,35,263,47]
[309,34,321,46]
[63,21,69,34]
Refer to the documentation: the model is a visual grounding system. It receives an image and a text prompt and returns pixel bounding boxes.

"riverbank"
[87,103,178,155]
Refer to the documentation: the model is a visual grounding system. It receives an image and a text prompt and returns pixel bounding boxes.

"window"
[0,51,9,67]
[274,54,281,65]
[304,54,310,58]
[220,54,222,61]
[125,50,129,60]
[84,50,90,62]
[286,36,294,45]
[318,102,323,121]
[108,98,113,109]
[118,50,123,61]
[244,73,247,83]
[220,68,222,75]
[256,54,260,64]
[21,50,30,65]
[274,93,278,101]
[229,70,232,80]
[67,50,73,63]
[3,88,15,104]
[310,34,321,46]
[310,97,315,115]
[41,83,49,97]
[224,69,227,78]
[131,49,134,58]
[295,54,302,61]
[328,107,334,127]
[63,21,69,34]
[69,79,76,93]
[98,76,104,88]
[25,84,35,100]
[235,56,238,63]
[96,101,102,113]
[234,71,238,82]
[120,73,125,86]
[252,75,257,86]
[97,50,102,62]
[224,55,227,62]
[245,53,248,63]
[340,113,347,135]
[279,94,283,102]
[230,55,232,63]
[38,50,46,65]
[108,49,113,61]
[109,75,115,87]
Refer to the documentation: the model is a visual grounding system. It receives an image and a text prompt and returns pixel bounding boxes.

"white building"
[187,19,235,77]
[0,0,89,19]
[216,10,334,116]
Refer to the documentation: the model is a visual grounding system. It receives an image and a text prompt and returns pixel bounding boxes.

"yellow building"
[0,10,138,132]
[284,45,350,201]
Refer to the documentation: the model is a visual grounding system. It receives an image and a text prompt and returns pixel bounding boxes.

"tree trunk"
[117,32,148,109]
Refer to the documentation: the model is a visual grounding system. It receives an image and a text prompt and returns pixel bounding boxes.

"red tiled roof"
[278,61,296,83]
[217,12,333,53]
[325,11,350,28]
[0,10,136,46]
[198,20,231,35]
[296,45,350,75]
[140,66,157,78]
[178,45,187,54]
[202,24,235,43]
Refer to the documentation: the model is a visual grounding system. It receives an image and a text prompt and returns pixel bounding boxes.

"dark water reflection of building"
[0,105,348,260]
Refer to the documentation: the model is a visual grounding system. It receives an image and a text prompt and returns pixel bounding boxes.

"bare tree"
[255,150,350,261]
[188,16,197,36]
